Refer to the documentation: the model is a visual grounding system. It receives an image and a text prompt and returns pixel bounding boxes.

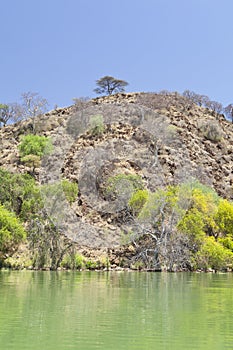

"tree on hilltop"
[94,76,128,96]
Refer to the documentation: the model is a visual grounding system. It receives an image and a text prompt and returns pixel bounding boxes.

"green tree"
[0,205,26,261]
[215,199,233,237]
[19,134,52,158]
[0,167,42,220]
[18,134,52,173]
[94,76,129,95]
[0,104,11,127]
[194,236,233,270]
[129,189,149,215]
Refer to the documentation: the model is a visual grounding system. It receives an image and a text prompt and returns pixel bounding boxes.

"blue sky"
[1,0,233,109]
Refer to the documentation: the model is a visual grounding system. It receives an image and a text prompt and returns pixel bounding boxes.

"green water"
[0,271,232,350]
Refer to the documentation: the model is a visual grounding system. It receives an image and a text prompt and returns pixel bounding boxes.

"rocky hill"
[0,92,232,267]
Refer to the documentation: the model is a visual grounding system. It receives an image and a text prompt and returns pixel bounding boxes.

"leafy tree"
[94,76,128,95]
[19,134,52,160]
[194,236,233,270]
[0,104,11,127]
[0,205,26,261]
[214,199,233,237]
[0,167,42,220]
[128,189,149,215]
[28,209,74,270]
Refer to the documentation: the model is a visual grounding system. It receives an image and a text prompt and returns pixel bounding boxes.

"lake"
[0,271,232,350]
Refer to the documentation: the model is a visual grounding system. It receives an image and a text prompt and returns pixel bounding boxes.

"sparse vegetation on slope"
[0,91,232,271]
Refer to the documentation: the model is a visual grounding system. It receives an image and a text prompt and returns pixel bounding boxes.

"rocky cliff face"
[0,92,232,250]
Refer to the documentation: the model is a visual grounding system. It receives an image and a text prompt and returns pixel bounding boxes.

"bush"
[19,134,53,159]
[215,199,233,237]
[194,236,233,270]
[89,114,104,136]
[105,174,143,200]
[199,121,222,142]
[128,189,149,215]
[0,168,42,219]
[61,253,84,269]
[0,205,26,260]
[61,179,78,204]
[20,154,41,171]
[42,180,78,206]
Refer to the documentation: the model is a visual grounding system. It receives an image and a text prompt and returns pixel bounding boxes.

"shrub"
[199,121,222,142]
[214,199,233,237]
[89,114,104,136]
[128,189,149,215]
[42,180,78,206]
[61,179,78,204]
[194,236,233,270]
[0,168,42,219]
[61,253,84,269]
[19,134,53,159]
[105,174,143,200]
[0,205,26,260]
[20,154,41,171]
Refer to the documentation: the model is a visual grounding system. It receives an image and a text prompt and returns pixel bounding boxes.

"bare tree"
[205,100,223,114]
[1,92,49,126]
[183,90,210,107]
[94,76,129,96]
[224,104,233,123]
[20,92,49,119]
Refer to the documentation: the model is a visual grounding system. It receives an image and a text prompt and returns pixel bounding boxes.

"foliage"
[194,236,233,270]
[89,114,105,136]
[0,168,42,220]
[128,189,149,215]
[61,179,78,204]
[0,205,26,260]
[105,173,143,201]
[20,154,41,171]
[42,180,78,206]
[28,211,73,270]
[199,121,223,142]
[94,76,128,95]
[61,253,85,269]
[0,104,11,126]
[214,199,233,237]
[218,236,233,252]
[131,179,233,271]
[139,185,180,223]
[177,186,219,244]
[18,134,53,159]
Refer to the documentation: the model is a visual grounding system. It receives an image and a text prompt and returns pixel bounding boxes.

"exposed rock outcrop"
[0,92,232,251]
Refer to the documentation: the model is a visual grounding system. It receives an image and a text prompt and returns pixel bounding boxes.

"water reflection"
[0,271,232,350]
